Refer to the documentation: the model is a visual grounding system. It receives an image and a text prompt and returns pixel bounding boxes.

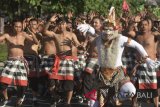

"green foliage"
[0,0,159,19]
[0,44,7,61]
[151,7,160,19]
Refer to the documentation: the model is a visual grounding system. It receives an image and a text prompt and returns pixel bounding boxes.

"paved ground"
[0,87,156,107]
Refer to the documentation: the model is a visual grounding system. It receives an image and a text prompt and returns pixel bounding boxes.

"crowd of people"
[0,5,160,107]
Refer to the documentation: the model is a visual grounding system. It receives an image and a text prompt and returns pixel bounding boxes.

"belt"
[99,66,123,87]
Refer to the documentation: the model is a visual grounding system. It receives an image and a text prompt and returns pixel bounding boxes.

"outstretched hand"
[50,14,58,22]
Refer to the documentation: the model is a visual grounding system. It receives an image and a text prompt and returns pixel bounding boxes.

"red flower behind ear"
[122,0,129,12]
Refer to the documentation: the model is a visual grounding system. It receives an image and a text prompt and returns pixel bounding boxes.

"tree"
[0,0,159,20]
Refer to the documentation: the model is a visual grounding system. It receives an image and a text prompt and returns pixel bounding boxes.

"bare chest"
[58,34,72,45]
[137,34,155,48]
[8,36,24,46]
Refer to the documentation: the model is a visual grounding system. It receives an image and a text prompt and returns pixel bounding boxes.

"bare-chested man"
[24,18,43,106]
[134,18,160,107]
[39,18,58,106]
[82,16,103,107]
[44,15,81,105]
[0,19,38,106]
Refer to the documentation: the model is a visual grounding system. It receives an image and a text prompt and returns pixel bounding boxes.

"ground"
[0,87,156,107]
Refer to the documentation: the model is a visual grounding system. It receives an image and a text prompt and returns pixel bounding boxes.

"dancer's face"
[92,18,102,31]
[29,20,38,30]
[102,26,114,41]
[59,22,67,31]
[14,22,23,33]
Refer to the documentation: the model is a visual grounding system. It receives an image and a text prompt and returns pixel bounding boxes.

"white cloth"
[96,35,150,68]
[146,58,156,69]
[115,82,136,101]
[88,99,99,107]
[77,24,95,35]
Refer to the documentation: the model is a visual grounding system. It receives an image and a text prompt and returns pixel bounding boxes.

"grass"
[0,43,7,62]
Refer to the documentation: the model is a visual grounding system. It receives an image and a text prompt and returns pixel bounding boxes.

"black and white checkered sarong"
[0,57,28,86]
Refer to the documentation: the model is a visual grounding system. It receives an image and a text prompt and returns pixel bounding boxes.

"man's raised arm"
[24,31,39,45]
[43,15,57,37]
[153,31,160,41]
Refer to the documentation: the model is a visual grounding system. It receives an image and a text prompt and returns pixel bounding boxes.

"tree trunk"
[0,17,4,34]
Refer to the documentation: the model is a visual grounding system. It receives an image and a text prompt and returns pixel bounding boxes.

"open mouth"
[102,34,113,41]
[107,34,113,37]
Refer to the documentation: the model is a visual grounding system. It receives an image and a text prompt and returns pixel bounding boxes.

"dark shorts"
[82,72,97,94]
[157,76,160,88]
[28,77,39,92]
[49,79,59,88]
[28,76,48,92]
[59,80,74,91]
